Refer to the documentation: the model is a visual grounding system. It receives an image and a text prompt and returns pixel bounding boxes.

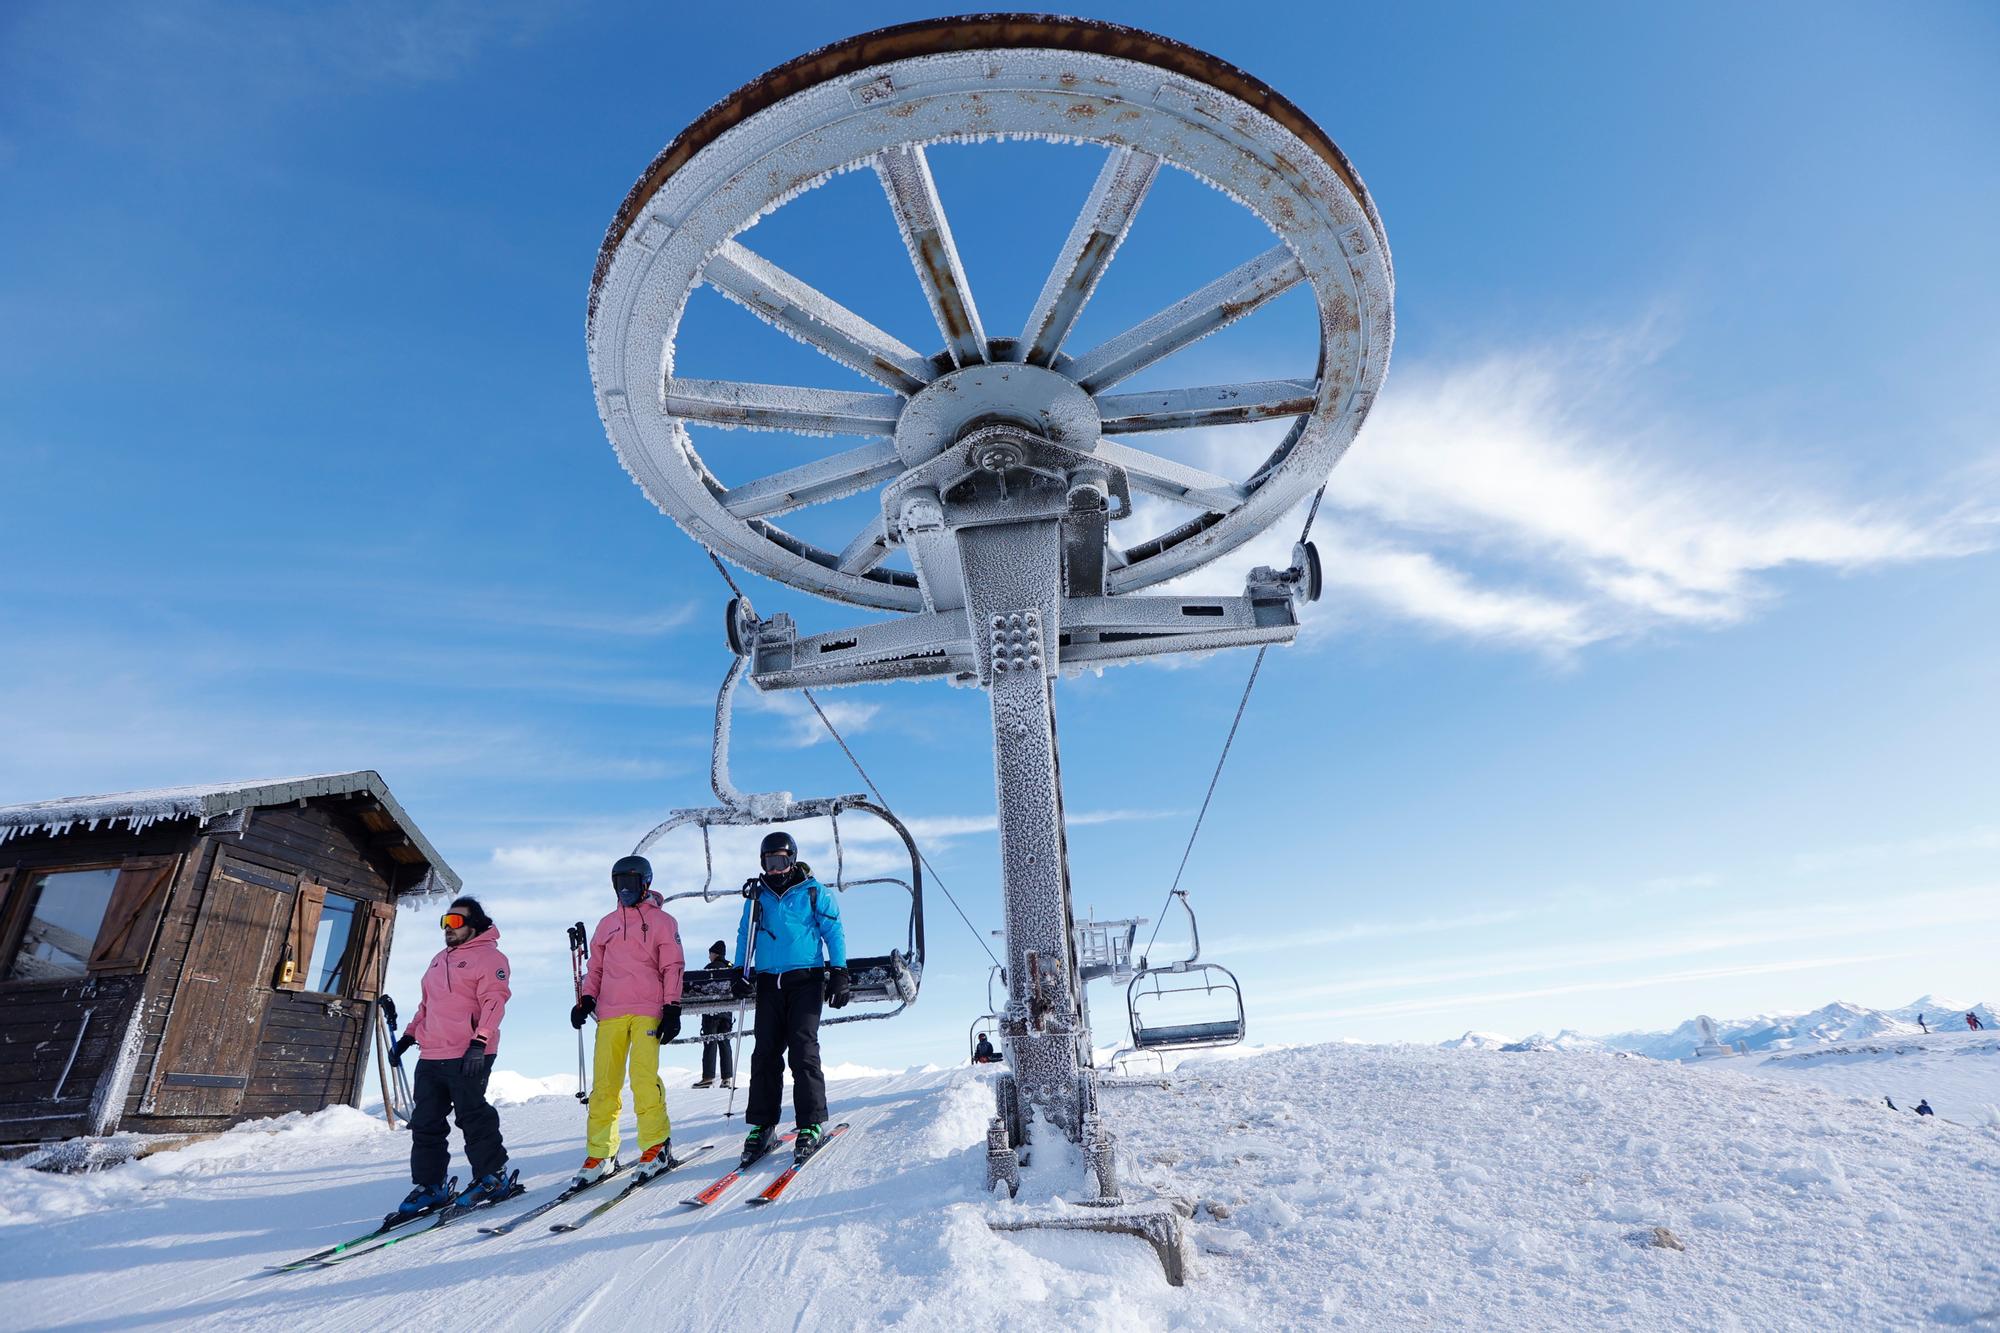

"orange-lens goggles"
[440,912,469,930]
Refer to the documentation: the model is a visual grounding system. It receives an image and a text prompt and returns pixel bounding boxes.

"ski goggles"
[439,911,470,930]
[759,851,795,873]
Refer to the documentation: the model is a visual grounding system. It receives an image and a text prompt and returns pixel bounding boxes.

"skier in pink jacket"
[387,896,513,1217]
[568,855,686,1182]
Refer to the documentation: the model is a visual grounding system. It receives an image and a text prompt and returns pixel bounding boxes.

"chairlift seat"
[1133,1019,1242,1048]
[676,951,918,1012]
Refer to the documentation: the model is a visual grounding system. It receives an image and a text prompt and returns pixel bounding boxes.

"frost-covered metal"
[585,13,1392,1214]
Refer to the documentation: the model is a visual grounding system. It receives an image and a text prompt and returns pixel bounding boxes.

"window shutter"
[350,900,396,1001]
[87,855,179,974]
[275,879,328,991]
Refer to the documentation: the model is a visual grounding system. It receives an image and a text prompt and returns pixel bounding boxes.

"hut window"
[4,868,120,982]
[306,893,362,994]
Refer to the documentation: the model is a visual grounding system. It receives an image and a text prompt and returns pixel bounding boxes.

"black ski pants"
[409,1055,506,1186]
[746,969,825,1128]
[701,1011,735,1083]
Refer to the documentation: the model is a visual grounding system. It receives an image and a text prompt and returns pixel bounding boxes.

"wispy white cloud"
[1252,884,2000,1012]
[1158,327,1996,653]
[747,689,883,749]
[1265,951,1919,1024]
[1788,826,2000,877]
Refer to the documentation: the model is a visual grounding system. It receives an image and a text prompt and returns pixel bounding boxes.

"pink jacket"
[408,927,510,1059]
[581,893,685,1020]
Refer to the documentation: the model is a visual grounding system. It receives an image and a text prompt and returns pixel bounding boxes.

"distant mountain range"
[1444,995,1998,1060]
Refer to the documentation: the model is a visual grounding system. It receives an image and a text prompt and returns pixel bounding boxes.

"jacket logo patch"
[495,968,507,979]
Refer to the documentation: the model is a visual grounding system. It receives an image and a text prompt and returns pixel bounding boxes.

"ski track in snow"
[1,1045,1996,1330]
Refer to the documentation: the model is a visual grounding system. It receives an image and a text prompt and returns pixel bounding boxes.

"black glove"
[826,966,852,1010]
[730,971,754,1000]
[570,995,595,1030]
[460,1040,488,1080]
[390,1033,415,1064]
[655,1003,682,1043]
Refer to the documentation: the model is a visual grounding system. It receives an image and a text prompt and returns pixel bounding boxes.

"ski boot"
[633,1141,674,1181]
[793,1122,827,1165]
[392,1180,453,1225]
[572,1155,614,1187]
[740,1123,777,1168]
[691,1078,714,1089]
[455,1169,516,1209]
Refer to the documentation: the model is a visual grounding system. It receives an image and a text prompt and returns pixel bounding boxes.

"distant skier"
[1884,1097,1898,1111]
[1918,1013,1928,1033]
[1916,1099,1934,1116]
[692,940,736,1089]
[973,1032,999,1064]
[570,856,685,1184]
[1969,1012,1985,1031]
[731,830,848,1167]
[388,896,512,1215]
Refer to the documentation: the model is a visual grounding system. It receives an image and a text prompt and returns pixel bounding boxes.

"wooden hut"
[0,772,458,1150]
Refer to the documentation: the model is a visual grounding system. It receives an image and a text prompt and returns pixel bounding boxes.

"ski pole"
[372,1002,398,1129]
[569,922,591,1104]
[726,894,757,1121]
[380,994,414,1120]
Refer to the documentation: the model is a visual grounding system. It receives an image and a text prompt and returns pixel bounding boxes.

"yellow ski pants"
[587,1013,671,1159]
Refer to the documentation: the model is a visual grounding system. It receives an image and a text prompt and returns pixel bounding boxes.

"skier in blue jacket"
[731,830,848,1166]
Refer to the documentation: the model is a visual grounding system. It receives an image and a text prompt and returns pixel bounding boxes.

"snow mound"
[485,1071,582,1106]
[1106,1043,2000,1326]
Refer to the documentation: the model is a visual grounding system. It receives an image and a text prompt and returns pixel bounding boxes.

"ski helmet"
[758,830,798,877]
[612,854,653,905]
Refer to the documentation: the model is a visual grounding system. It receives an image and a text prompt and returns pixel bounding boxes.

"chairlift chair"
[968,962,1006,1062]
[632,602,925,1038]
[1122,890,1245,1055]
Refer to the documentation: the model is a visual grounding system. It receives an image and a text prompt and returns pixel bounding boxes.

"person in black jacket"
[693,940,736,1089]
[1915,1099,1935,1116]
[972,1032,999,1064]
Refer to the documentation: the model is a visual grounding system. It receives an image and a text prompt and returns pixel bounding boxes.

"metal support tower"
[585,15,1394,1191]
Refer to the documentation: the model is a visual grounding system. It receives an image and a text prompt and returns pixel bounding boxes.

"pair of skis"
[547,1144,714,1233]
[265,1170,527,1272]
[683,1122,849,1209]
[265,1124,849,1272]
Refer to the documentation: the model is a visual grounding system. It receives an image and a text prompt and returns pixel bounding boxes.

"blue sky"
[3,2,1996,1079]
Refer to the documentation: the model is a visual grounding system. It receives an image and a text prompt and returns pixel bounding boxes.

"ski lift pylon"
[1123,891,1244,1054]
[631,598,924,1036]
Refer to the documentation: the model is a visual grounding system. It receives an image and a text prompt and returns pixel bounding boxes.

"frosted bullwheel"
[586,14,1392,612]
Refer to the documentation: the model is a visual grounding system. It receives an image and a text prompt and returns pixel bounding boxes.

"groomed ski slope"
[2,1044,1997,1330]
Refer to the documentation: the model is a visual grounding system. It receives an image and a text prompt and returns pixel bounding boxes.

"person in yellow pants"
[568,856,686,1182]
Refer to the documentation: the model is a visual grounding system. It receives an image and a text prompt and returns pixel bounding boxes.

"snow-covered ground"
[1708,1031,2000,1129]
[2,1043,1997,1329]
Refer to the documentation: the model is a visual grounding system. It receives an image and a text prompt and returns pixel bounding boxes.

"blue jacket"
[735,873,845,976]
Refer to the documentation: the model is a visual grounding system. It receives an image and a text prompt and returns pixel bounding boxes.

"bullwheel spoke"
[875,144,988,367]
[1092,437,1249,514]
[836,516,894,574]
[1095,379,1316,434]
[704,241,935,394]
[719,441,906,520]
[1018,147,1160,367]
[665,378,903,436]
[1066,245,1305,393]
